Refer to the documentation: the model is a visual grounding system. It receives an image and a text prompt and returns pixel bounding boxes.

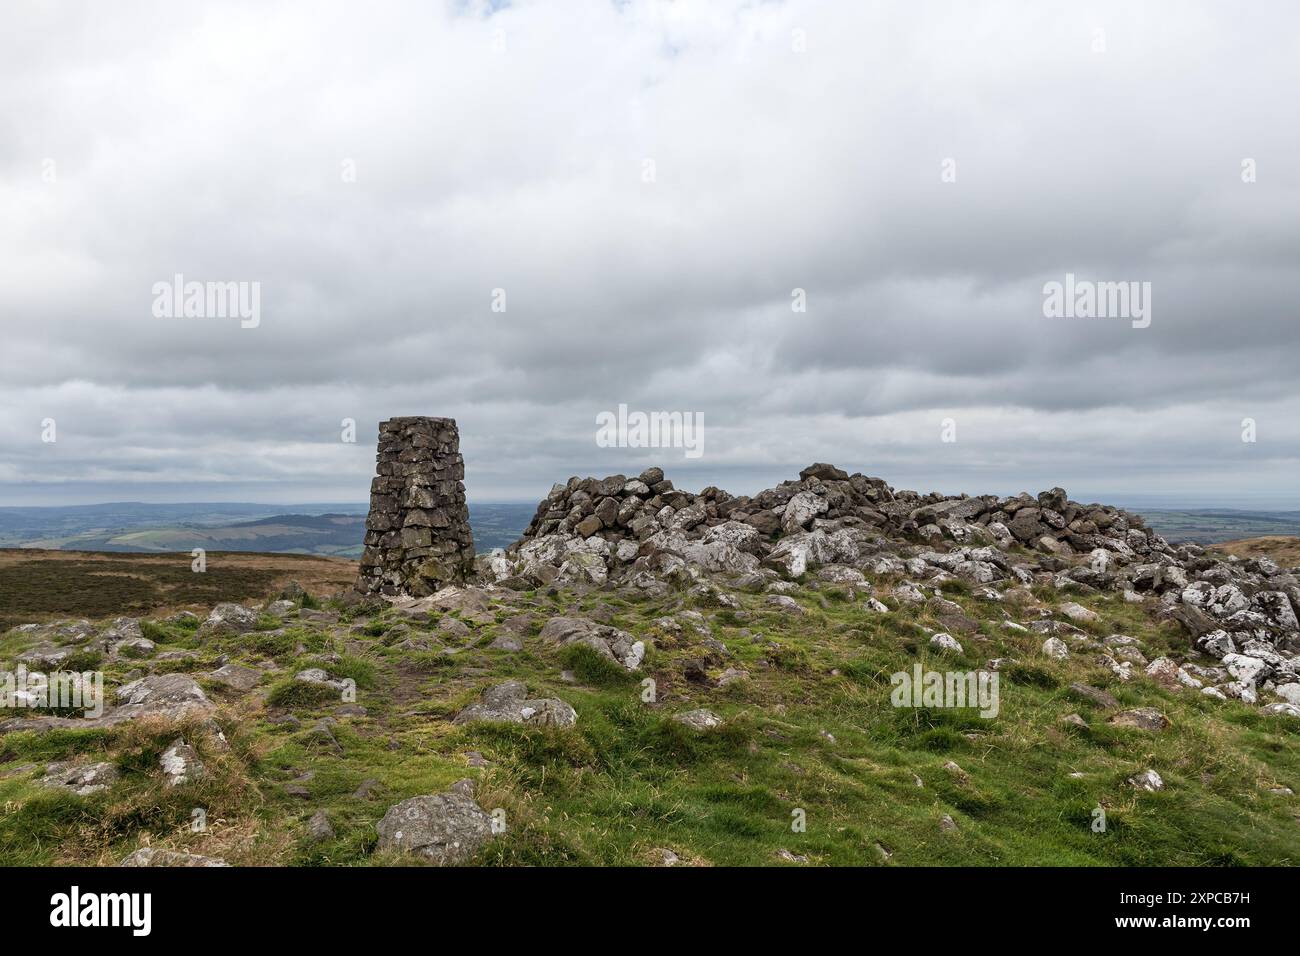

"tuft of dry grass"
[1211,536,1300,567]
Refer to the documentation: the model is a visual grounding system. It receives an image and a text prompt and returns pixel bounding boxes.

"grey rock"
[209,663,261,692]
[538,617,644,670]
[1108,708,1171,731]
[375,783,494,864]
[198,603,259,637]
[672,708,723,731]
[453,681,577,727]
[42,761,118,796]
[119,848,229,867]
[307,810,335,842]
[159,738,204,787]
[930,633,963,654]
[1128,769,1164,792]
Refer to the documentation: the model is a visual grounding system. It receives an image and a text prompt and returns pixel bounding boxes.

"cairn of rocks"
[483,464,1300,687]
[502,462,1163,588]
[357,417,475,596]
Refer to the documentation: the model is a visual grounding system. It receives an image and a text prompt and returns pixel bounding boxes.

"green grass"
[1,565,1297,867]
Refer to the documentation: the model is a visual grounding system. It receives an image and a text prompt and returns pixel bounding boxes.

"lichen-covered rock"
[115,674,213,720]
[766,594,805,616]
[538,617,644,670]
[672,708,723,731]
[453,681,576,727]
[42,761,118,796]
[294,668,349,692]
[1041,637,1069,660]
[1059,602,1099,623]
[930,633,963,654]
[110,637,156,659]
[782,491,829,533]
[198,603,259,637]
[160,738,204,788]
[1108,708,1171,731]
[375,782,494,864]
[119,848,229,867]
[1128,769,1164,791]
[209,663,262,692]
[307,810,335,842]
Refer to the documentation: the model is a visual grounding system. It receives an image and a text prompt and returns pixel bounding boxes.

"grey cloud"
[0,0,1297,506]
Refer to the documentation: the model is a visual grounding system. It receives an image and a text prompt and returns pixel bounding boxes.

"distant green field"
[1141,509,1300,544]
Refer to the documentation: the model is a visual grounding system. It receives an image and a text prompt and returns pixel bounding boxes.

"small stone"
[41,761,118,796]
[1067,683,1119,709]
[673,708,723,731]
[1041,637,1069,660]
[942,760,969,783]
[438,617,472,639]
[717,667,750,687]
[209,663,261,692]
[307,810,335,842]
[198,603,259,637]
[1128,769,1164,792]
[160,738,204,788]
[766,594,805,615]
[119,848,228,867]
[1060,602,1099,623]
[930,633,963,654]
[1108,708,1171,732]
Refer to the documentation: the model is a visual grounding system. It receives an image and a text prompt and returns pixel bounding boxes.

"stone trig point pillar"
[357,416,475,596]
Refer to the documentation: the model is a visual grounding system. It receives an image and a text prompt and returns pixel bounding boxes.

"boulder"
[115,675,214,721]
[198,603,259,637]
[538,617,644,670]
[453,681,577,728]
[209,663,262,692]
[782,492,829,533]
[1041,637,1069,660]
[375,782,495,864]
[799,463,849,481]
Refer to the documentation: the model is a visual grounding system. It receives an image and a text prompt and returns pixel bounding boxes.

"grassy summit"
[0,560,1295,866]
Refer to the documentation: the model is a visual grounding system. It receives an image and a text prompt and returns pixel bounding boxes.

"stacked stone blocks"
[357,416,475,596]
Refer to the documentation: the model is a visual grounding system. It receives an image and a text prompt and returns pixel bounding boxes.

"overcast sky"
[2,0,1297,509]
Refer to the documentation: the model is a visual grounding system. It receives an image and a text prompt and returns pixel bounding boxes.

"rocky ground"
[1,464,1297,866]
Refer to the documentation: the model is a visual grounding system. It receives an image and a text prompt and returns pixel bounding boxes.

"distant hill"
[3,501,1297,554]
[1140,509,1300,544]
[0,502,535,556]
